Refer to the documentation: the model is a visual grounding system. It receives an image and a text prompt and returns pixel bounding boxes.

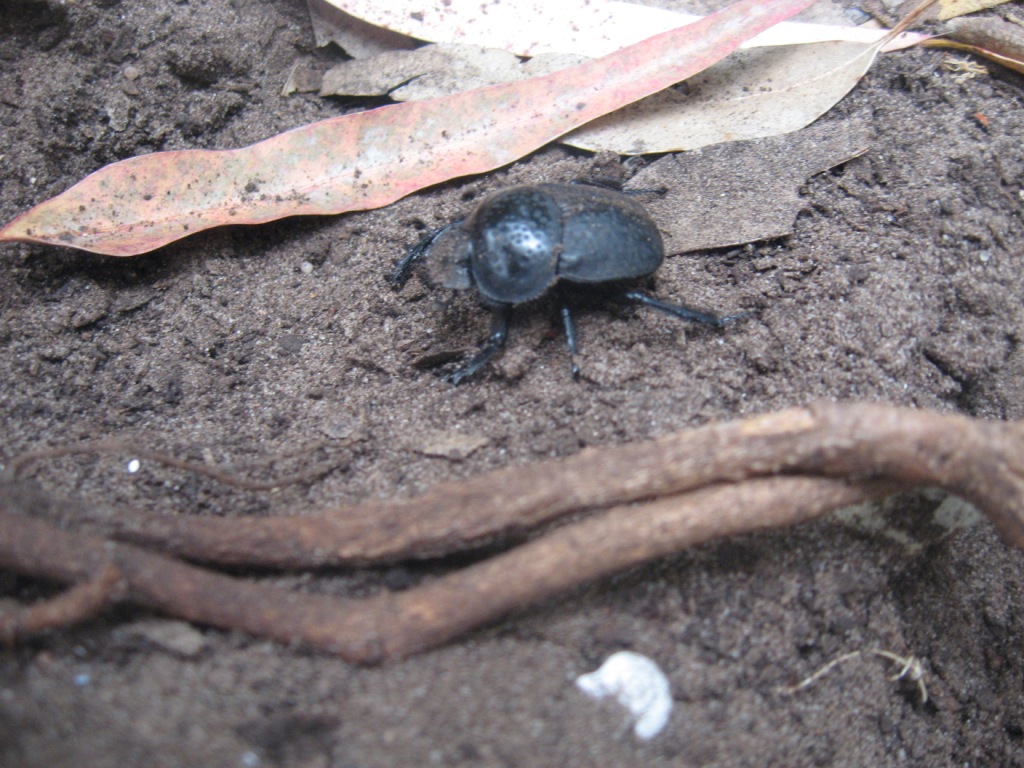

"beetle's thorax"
[466,186,563,305]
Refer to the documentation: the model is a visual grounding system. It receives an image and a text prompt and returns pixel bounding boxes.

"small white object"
[575,650,672,740]
[300,260,314,274]
[126,459,141,474]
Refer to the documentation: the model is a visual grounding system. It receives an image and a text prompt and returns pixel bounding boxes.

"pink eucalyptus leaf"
[0,0,814,257]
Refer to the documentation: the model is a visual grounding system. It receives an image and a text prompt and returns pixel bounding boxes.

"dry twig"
[1,402,1023,662]
[109,401,1024,566]
[783,648,929,704]
[0,564,124,644]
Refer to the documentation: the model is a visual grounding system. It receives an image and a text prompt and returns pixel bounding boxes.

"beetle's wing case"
[541,183,664,284]
[469,187,562,304]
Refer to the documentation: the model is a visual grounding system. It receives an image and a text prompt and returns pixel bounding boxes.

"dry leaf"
[392,52,586,102]
[281,64,323,96]
[0,0,815,255]
[936,0,1013,21]
[927,16,1024,74]
[626,120,871,254]
[564,41,879,154]
[319,39,880,156]
[318,46,474,97]
[318,45,584,99]
[317,1,913,155]
[307,0,416,58]
[326,0,927,57]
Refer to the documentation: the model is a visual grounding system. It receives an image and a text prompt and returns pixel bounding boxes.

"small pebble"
[416,430,490,460]
[278,333,305,354]
[118,619,208,658]
[575,650,673,740]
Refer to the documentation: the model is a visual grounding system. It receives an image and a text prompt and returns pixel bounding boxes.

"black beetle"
[393,182,742,384]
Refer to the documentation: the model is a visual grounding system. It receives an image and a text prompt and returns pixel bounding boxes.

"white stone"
[575,650,672,740]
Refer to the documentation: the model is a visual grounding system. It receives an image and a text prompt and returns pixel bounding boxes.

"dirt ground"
[2,0,1024,766]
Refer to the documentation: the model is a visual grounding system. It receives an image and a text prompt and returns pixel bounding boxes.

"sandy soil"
[2,1,1024,766]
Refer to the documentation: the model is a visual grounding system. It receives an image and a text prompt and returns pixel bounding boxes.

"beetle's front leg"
[446,304,513,385]
[391,220,465,288]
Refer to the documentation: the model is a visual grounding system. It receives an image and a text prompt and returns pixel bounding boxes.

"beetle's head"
[422,224,473,292]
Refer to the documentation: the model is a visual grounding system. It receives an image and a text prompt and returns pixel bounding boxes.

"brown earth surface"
[2,1,1024,766]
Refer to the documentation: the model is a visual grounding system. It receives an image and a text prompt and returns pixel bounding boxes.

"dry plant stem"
[0,564,123,644]
[0,476,894,662]
[361,477,902,660]
[112,402,1024,568]
[783,648,929,704]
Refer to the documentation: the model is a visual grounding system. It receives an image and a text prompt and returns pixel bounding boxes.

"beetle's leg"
[446,304,513,385]
[558,288,581,380]
[622,290,748,327]
[572,177,625,192]
[391,220,464,288]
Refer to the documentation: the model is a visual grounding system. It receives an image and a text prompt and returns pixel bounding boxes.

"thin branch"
[2,401,1023,662]
[109,402,1024,567]
[0,564,123,643]
[2,475,895,662]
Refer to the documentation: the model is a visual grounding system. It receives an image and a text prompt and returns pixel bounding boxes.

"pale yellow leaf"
[922,15,1024,74]
[564,41,880,154]
[326,0,927,58]
[319,45,586,100]
[306,0,416,58]
[936,0,1013,22]
[319,36,882,156]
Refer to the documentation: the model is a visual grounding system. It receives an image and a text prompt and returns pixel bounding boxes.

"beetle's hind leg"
[622,290,749,327]
[446,304,513,385]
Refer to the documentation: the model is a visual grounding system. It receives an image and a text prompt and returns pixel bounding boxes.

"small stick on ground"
[1,401,1023,662]
[783,648,929,704]
[0,476,891,662]
[107,402,1024,568]
[0,564,123,644]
